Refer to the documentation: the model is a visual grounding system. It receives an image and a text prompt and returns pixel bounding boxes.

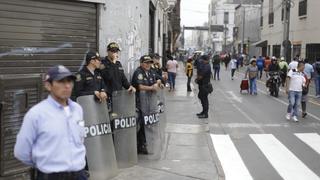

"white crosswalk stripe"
[210,134,253,180]
[250,134,320,180]
[211,133,320,180]
[295,133,320,155]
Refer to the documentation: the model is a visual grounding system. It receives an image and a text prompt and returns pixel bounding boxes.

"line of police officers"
[72,42,166,155]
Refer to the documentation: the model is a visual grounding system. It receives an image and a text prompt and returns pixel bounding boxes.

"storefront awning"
[252,40,268,47]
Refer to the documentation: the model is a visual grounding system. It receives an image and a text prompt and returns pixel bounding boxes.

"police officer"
[72,51,107,102]
[150,53,167,85]
[131,55,162,154]
[196,55,212,118]
[100,42,136,109]
[14,65,87,180]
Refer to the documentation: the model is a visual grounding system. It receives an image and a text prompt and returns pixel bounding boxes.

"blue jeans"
[315,76,320,96]
[249,78,257,94]
[287,91,302,117]
[168,72,176,89]
[213,66,220,80]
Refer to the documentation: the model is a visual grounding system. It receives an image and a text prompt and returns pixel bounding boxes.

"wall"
[260,0,320,60]
[98,0,149,78]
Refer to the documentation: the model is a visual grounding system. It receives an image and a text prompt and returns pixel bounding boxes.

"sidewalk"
[111,63,220,180]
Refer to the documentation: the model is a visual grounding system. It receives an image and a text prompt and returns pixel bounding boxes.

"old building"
[259,0,320,61]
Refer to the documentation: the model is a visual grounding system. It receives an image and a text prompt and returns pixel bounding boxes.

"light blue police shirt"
[304,63,314,79]
[14,95,86,173]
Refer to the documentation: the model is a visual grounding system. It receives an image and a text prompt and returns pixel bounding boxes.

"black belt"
[36,169,84,180]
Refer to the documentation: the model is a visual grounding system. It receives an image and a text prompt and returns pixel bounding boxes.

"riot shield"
[156,89,167,151]
[139,91,161,159]
[77,95,118,180]
[110,90,137,168]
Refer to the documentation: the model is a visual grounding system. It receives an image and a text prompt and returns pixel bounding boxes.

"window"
[224,12,229,24]
[293,45,301,58]
[299,0,307,16]
[272,45,281,58]
[306,44,320,63]
[268,0,274,25]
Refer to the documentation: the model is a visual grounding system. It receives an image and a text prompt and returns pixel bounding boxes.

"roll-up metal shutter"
[0,0,97,74]
[0,0,97,179]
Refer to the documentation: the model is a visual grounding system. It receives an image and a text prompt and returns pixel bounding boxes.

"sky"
[181,0,211,27]
[180,0,211,38]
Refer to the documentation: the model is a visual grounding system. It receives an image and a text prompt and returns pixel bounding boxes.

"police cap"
[45,65,75,82]
[107,42,120,51]
[140,55,153,63]
[86,51,100,64]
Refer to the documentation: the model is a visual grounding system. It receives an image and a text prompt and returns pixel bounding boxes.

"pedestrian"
[196,55,212,119]
[264,56,271,78]
[100,42,136,109]
[131,55,162,154]
[151,53,168,85]
[312,58,320,98]
[14,65,87,180]
[256,56,265,79]
[224,53,231,70]
[245,59,259,95]
[72,51,107,102]
[229,55,237,80]
[285,62,306,122]
[279,57,289,87]
[212,54,221,80]
[301,67,311,118]
[166,55,178,91]
[288,57,299,70]
[186,57,193,91]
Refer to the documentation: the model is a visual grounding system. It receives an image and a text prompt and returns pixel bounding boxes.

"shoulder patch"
[138,73,143,80]
[76,74,81,82]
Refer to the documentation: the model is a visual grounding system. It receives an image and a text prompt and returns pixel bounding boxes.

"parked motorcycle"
[267,71,282,97]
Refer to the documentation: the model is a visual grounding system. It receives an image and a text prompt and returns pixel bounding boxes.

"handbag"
[202,83,213,94]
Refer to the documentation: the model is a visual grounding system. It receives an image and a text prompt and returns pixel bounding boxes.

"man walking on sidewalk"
[196,55,212,119]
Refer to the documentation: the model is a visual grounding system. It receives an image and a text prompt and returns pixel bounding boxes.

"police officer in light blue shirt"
[14,65,87,180]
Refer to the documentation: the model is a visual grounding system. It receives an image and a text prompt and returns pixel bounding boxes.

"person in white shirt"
[166,55,178,91]
[229,56,237,80]
[288,57,298,70]
[285,62,306,122]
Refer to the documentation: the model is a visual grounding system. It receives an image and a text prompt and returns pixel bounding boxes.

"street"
[209,67,320,180]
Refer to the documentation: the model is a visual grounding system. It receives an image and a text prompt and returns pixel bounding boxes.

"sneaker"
[285,113,291,120]
[198,114,208,118]
[292,116,299,122]
[302,112,307,118]
[196,112,204,116]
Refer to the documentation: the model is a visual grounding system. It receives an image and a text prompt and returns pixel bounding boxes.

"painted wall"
[98,0,149,78]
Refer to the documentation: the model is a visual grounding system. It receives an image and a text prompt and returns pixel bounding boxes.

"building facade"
[234,4,261,57]
[209,0,237,53]
[260,0,320,61]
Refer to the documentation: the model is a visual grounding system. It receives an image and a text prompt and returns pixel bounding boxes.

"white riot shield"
[139,91,161,159]
[77,95,118,180]
[110,90,137,168]
[156,89,167,151]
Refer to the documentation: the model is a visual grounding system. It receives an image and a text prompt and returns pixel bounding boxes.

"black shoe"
[198,114,208,118]
[196,112,204,116]
[187,89,192,92]
[138,145,148,154]
[302,112,307,118]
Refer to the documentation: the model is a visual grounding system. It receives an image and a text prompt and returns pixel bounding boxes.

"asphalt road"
[208,67,320,180]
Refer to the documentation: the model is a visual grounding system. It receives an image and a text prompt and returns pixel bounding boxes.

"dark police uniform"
[150,64,164,84]
[100,57,131,95]
[72,66,106,100]
[197,60,212,118]
[131,65,157,153]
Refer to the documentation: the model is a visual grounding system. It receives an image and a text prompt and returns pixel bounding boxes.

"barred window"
[299,0,307,16]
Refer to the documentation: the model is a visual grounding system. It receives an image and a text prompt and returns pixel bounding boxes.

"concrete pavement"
[111,64,220,180]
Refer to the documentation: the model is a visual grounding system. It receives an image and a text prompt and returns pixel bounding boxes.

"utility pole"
[241,5,245,55]
[224,24,227,52]
[282,0,291,62]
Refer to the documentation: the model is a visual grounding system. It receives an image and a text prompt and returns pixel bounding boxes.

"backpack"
[315,63,320,74]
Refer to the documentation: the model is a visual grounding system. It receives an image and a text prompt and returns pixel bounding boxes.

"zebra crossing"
[210,133,320,180]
